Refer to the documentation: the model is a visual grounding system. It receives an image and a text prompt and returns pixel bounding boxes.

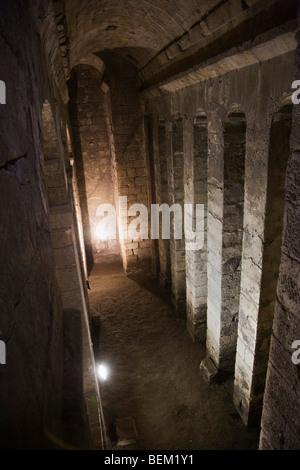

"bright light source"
[95,224,109,240]
[97,363,109,381]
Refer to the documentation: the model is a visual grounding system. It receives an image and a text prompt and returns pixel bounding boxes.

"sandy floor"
[88,262,260,451]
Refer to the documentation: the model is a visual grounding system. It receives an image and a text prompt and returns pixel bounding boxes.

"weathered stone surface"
[69,64,121,268]
[200,357,219,384]
[141,7,299,446]
[0,0,299,452]
[116,417,138,447]
[62,309,90,449]
[0,0,107,450]
[0,1,66,449]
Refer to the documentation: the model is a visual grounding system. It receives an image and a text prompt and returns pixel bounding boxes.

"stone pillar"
[185,114,208,342]
[144,115,160,276]
[201,108,246,381]
[232,116,269,425]
[220,109,245,371]
[200,112,224,378]
[167,117,186,315]
[152,117,171,290]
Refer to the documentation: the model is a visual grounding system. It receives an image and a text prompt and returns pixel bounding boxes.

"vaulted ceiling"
[54,0,298,88]
[65,0,214,69]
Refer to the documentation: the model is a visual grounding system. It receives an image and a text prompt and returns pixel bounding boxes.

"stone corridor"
[88,263,259,450]
[0,0,299,451]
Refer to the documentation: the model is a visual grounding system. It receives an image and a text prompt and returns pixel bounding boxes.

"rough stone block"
[199,357,219,384]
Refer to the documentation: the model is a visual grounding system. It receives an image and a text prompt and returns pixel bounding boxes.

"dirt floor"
[88,262,260,451]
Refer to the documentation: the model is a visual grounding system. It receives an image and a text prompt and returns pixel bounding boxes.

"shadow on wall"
[68,70,94,274]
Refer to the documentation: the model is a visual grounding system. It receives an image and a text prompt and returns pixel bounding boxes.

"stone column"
[233,117,269,425]
[184,114,208,342]
[219,109,245,372]
[168,116,186,314]
[200,112,224,379]
[152,117,171,290]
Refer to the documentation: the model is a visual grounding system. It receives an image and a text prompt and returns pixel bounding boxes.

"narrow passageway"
[88,263,260,451]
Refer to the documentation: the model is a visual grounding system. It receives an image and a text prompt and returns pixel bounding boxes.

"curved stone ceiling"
[63,0,298,87]
[65,0,213,69]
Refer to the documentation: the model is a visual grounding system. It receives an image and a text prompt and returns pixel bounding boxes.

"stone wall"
[69,64,121,269]
[142,25,299,439]
[0,0,299,452]
[259,23,300,449]
[69,55,153,272]
[0,1,66,449]
[100,53,152,272]
[0,0,105,450]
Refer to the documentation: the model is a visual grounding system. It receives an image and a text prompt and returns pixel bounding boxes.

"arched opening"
[220,105,246,372]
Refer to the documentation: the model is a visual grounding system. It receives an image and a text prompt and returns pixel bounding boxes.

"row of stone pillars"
[148,99,292,426]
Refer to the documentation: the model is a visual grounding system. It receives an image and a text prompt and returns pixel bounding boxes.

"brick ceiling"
[65,0,231,70]
[61,0,298,87]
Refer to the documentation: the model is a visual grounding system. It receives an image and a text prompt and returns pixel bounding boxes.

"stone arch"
[78,54,105,76]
